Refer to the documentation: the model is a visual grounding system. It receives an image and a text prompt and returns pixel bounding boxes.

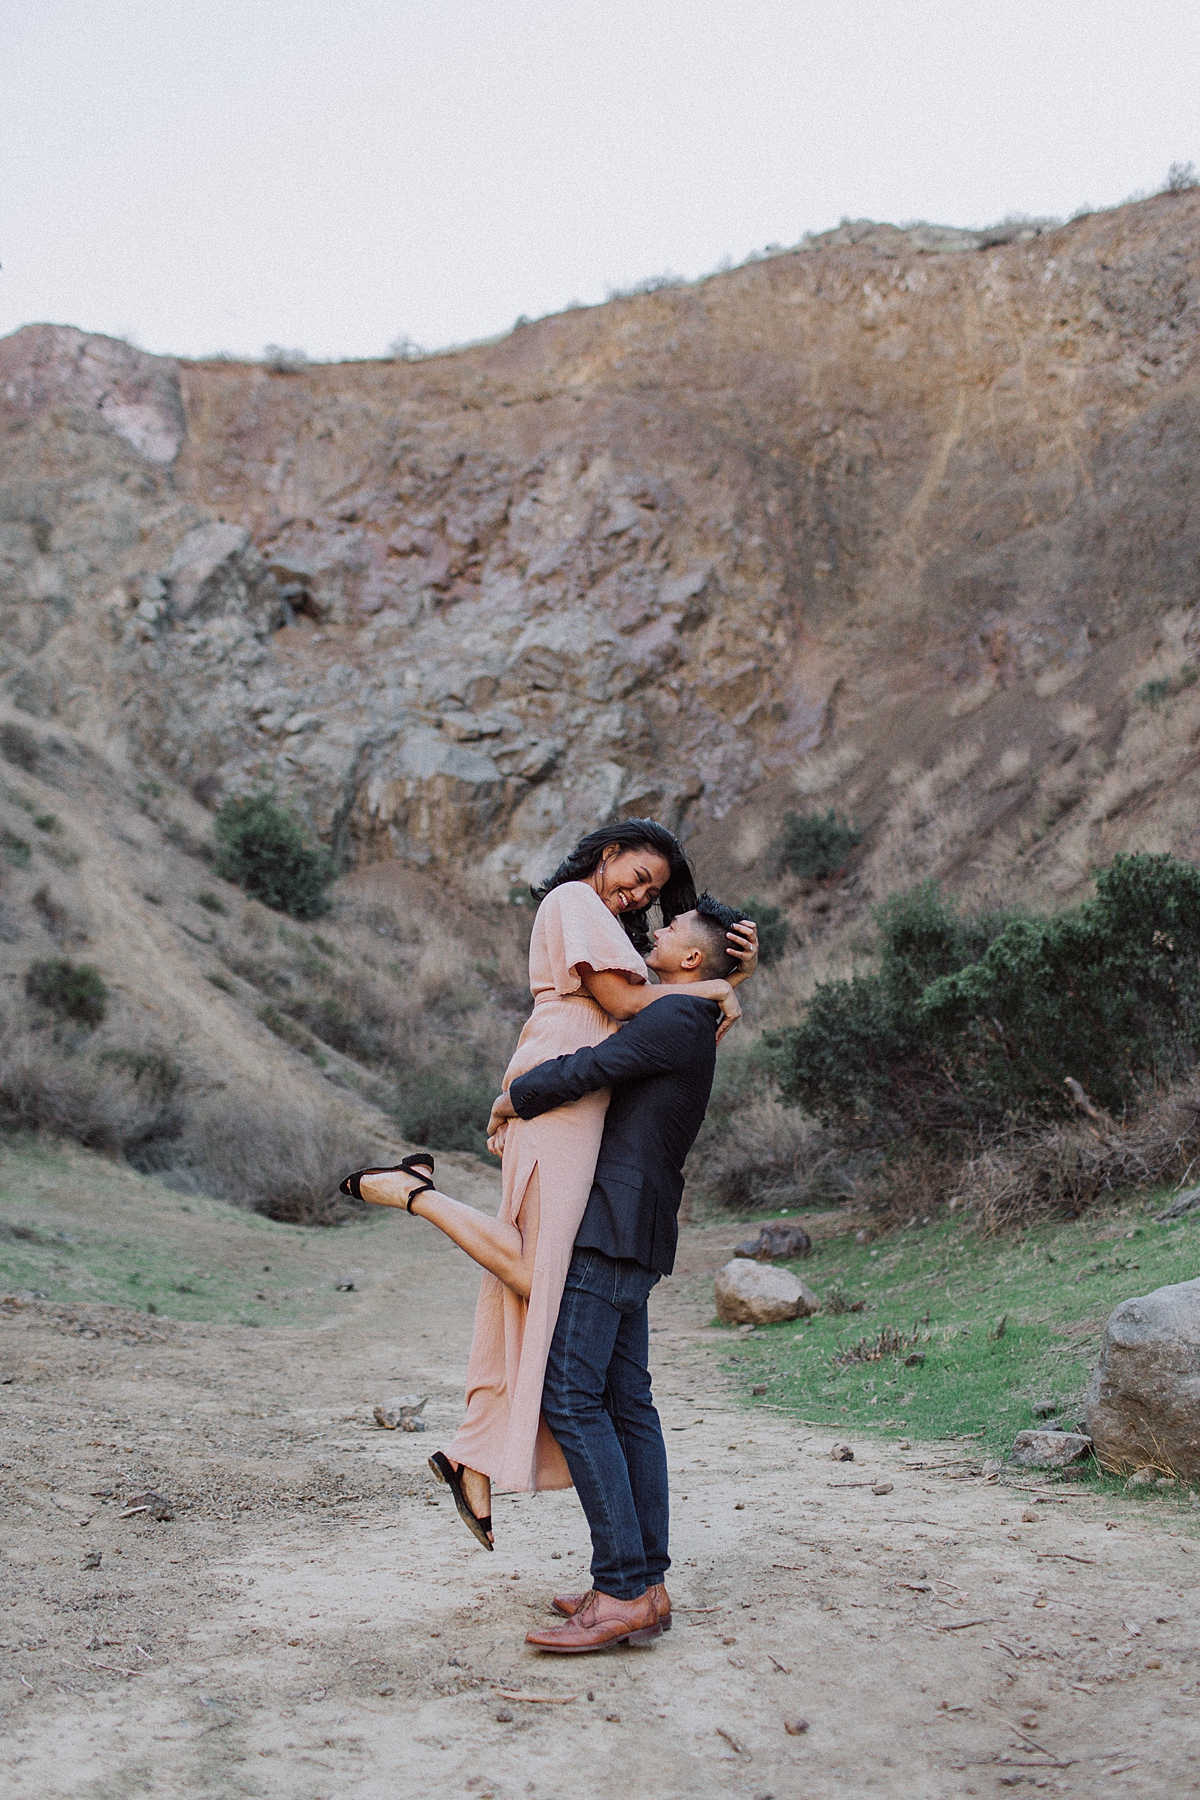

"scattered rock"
[1156,1185,1200,1222]
[1031,1399,1061,1419]
[751,1384,768,1396]
[982,1458,1003,1476]
[784,1717,809,1735]
[118,1489,174,1521]
[374,1393,428,1432]
[904,1352,926,1366]
[871,1480,893,1496]
[1126,1467,1156,1488]
[336,1281,356,1292]
[732,1222,813,1262]
[1009,1429,1092,1470]
[1021,1509,1039,1524]
[829,1443,854,1462]
[378,1685,395,1697]
[1085,1278,1200,1478]
[80,1550,102,1570]
[714,1259,818,1326]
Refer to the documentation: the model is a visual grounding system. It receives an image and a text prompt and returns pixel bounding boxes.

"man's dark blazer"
[507,990,720,1277]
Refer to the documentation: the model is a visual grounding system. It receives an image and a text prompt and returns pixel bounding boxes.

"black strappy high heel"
[428,1450,494,1551]
[339,1153,436,1210]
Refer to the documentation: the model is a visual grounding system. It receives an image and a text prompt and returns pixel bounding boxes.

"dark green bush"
[767,883,1011,1136]
[395,1069,495,1153]
[769,856,1200,1140]
[213,791,337,919]
[739,896,791,965]
[918,853,1200,1119]
[25,957,108,1028]
[0,721,39,771]
[775,808,863,878]
[94,1046,183,1103]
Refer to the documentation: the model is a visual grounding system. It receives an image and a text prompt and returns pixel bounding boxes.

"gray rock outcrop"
[714,1258,819,1325]
[6,193,1200,904]
[1084,1278,1200,1479]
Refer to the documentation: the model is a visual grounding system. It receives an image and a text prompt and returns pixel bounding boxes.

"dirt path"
[2,1176,1197,1800]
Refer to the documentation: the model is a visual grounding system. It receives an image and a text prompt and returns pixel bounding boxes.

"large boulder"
[1084,1277,1200,1479]
[714,1258,819,1326]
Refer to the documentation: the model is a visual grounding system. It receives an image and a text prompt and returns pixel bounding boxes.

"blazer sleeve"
[509,999,712,1119]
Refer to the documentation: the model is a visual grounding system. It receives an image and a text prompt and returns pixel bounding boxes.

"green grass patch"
[0,1137,385,1326]
[722,1200,1200,1457]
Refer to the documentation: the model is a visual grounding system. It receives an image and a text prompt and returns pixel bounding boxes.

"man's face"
[646,910,706,978]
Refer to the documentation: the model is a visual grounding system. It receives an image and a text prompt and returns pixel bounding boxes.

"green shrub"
[24,957,108,1028]
[738,896,791,965]
[394,1069,495,1153]
[0,722,39,771]
[257,1003,326,1064]
[213,791,337,919]
[769,855,1200,1140]
[94,1046,183,1104]
[195,888,226,915]
[767,882,1012,1136]
[775,808,862,878]
[2,830,31,868]
[918,853,1200,1119]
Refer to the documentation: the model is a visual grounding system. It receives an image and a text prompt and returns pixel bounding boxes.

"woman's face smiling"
[589,845,671,918]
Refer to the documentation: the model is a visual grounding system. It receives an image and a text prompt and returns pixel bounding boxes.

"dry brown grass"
[0,1031,185,1161]
[174,1090,370,1226]
[847,1141,964,1231]
[959,1073,1200,1232]
[690,1093,839,1213]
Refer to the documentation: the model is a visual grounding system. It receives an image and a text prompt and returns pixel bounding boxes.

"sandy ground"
[3,1168,1198,1800]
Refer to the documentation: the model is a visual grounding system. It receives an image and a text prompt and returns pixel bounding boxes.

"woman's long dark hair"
[533,819,696,955]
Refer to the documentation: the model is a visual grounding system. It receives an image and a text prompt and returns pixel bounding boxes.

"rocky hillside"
[3,190,1200,929]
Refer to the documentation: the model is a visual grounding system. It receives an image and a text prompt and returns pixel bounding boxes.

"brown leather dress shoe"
[552,1581,671,1630]
[526,1588,662,1654]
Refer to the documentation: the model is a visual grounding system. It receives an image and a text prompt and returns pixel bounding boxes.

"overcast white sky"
[2,0,1198,362]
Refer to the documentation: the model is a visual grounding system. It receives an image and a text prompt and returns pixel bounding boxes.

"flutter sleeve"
[536,882,648,997]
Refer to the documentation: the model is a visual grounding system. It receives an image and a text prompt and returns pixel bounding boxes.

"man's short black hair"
[691,892,751,979]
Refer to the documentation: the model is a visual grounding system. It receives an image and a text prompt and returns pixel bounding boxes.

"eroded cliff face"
[4,191,1200,906]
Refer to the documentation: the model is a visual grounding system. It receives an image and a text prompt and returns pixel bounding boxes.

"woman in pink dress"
[355,820,756,1547]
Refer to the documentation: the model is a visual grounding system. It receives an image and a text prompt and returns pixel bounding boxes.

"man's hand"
[487,1120,509,1158]
[486,1090,515,1149]
[727,916,759,981]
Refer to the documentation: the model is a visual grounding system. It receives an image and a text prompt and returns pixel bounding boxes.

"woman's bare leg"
[358,1168,546,1545]
[358,1170,538,1299]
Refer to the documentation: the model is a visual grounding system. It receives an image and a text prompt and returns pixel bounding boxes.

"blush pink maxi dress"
[443,881,647,1494]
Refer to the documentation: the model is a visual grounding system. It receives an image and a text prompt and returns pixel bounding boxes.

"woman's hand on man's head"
[727,917,759,981]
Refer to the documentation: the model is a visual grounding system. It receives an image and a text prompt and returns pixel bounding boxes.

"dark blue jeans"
[541,1246,669,1602]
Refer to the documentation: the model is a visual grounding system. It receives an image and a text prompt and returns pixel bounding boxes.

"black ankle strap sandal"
[339,1153,436,1210]
[428,1450,493,1551]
